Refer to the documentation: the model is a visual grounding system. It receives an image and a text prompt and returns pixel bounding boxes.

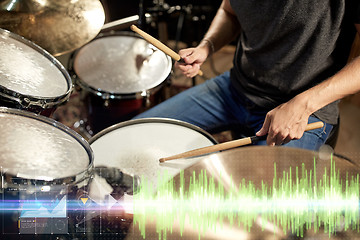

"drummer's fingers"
[256,115,271,137]
[274,130,290,145]
[184,63,201,78]
[179,48,196,61]
[273,126,304,145]
[176,62,192,72]
[183,53,199,65]
[265,121,284,146]
[180,48,207,66]
[283,127,304,144]
[175,62,200,78]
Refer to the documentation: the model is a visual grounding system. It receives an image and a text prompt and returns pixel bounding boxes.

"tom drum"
[0,28,72,116]
[73,32,172,135]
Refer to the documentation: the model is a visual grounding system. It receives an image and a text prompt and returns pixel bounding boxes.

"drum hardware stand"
[146,2,194,44]
[141,90,151,108]
[94,167,141,197]
[167,4,192,53]
[192,76,197,86]
[71,167,139,235]
[146,0,189,43]
[73,119,93,139]
[146,2,206,87]
[138,0,146,28]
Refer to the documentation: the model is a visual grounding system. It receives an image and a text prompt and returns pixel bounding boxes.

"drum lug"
[21,97,31,108]
[141,90,151,107]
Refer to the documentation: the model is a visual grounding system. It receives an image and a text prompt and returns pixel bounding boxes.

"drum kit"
[0,0,359,239]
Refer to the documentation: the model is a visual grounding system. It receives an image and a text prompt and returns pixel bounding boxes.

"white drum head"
[0,108,92,180]
[0,29,70,98]
[74,33,172,94]
[89,118,217,189]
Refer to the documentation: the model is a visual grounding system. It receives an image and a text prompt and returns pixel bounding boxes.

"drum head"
[0,107,92,181]
[89,118,217,189]
[0,28,71,100]
[74,33,172,95]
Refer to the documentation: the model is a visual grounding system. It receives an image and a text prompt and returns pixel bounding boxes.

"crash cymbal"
[126,146,360,239]
[0,0,105,56]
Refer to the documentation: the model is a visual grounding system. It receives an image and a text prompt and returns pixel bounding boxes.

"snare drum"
[89,118,217,190]
[73,32,172,134]
[0,107,92,236]
[0,28,72,116]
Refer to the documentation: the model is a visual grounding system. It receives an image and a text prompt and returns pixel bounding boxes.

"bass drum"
[0,28,72,117]
[73,32,172,135]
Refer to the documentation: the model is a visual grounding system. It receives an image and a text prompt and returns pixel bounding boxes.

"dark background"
[100,0,222,46]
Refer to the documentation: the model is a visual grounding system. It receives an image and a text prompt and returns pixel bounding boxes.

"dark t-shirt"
[229,0,360,124]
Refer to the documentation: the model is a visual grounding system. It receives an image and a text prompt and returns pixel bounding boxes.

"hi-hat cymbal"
[0,0,105,56]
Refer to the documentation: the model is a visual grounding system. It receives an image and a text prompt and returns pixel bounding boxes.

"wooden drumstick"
[130,25,203,76]
[159,121,324,162]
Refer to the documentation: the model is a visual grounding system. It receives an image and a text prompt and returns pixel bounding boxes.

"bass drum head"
[89,118,217,189]
[0,107,92,181]
[73,32,172,96]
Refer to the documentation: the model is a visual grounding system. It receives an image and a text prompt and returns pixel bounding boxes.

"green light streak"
[133,158,360,239]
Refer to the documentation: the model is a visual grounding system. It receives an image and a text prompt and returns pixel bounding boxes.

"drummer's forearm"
[198,0,240,55]
[296,55,360,115]
[296,24,360,114]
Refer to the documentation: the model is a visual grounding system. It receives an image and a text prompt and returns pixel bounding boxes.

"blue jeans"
[134,72,333,151]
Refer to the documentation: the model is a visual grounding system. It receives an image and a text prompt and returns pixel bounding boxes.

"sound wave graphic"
[132,158,360,239]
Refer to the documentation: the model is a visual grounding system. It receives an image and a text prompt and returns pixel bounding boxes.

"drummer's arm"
[197,0,241,56]
[176,0,240,77]
[302,25,360,112]
[257,24,360,146]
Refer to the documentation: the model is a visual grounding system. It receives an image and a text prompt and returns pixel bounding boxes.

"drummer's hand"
[174,46,209,78]
[255,97,311,146]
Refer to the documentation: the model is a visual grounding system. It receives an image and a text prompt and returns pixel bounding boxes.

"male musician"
[135,0,360,151]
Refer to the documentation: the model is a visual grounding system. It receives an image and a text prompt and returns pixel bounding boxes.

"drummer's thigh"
[133,72,247,130]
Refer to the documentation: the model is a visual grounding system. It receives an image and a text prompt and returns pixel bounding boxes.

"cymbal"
[0,0,105,56]
[126,146,360,239]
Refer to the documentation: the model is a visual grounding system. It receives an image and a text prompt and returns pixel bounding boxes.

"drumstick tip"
[130,24,137,31]
[159,158,166,163]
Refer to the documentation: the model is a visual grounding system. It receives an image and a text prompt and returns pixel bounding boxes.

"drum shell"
[78,80,167,134]
[0,96,66,117]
